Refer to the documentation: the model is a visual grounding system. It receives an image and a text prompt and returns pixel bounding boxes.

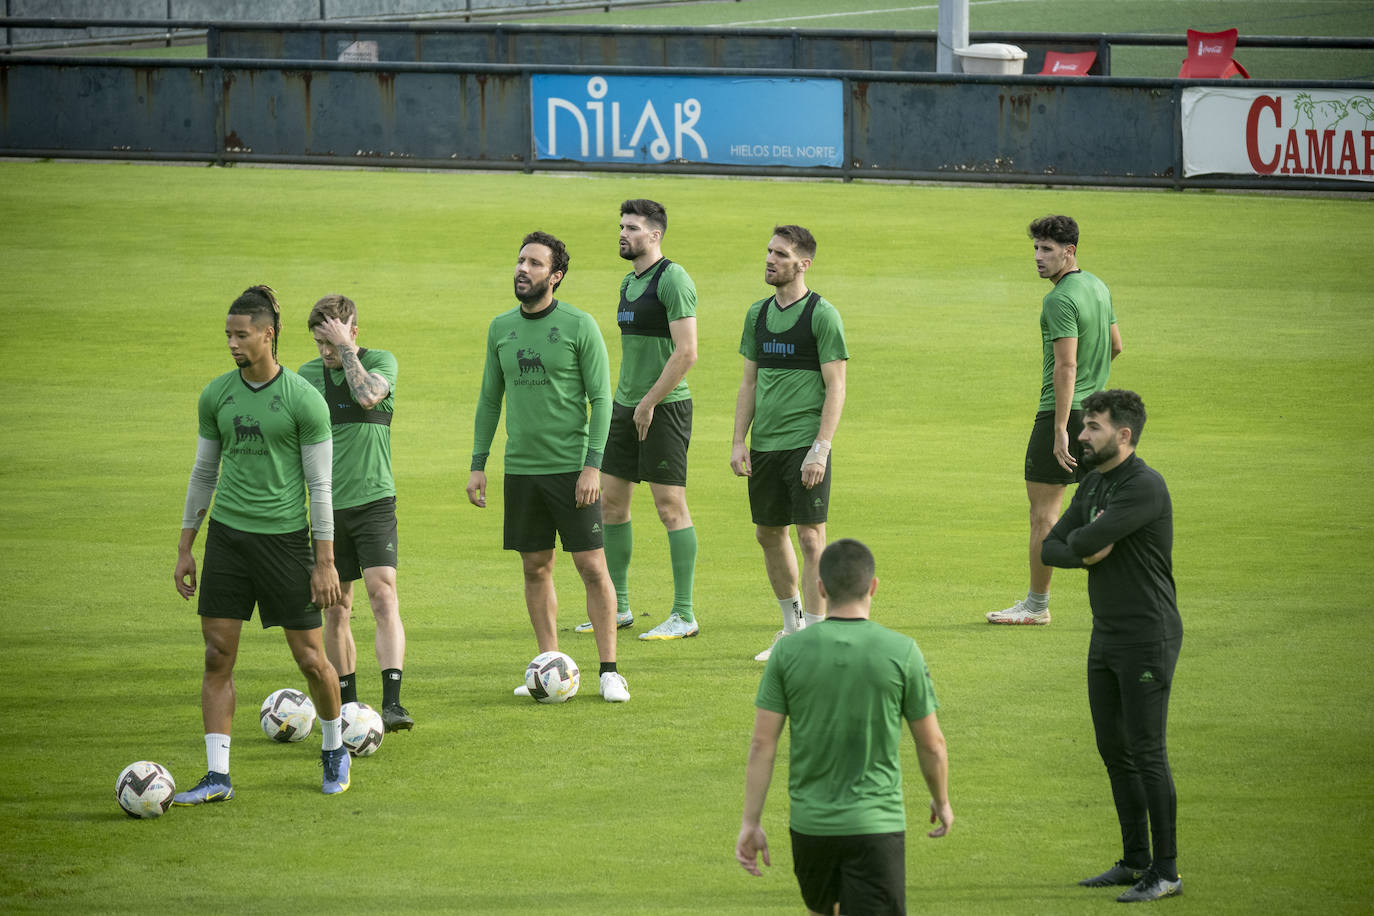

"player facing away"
[299,295,411,733]
[736,539,953,916]
[1041,390,1183,903]
[731,225,848,661]
[466,231,630,703]
[580,198,701,641]
[988,215,1122,626]
[173,285,352,801]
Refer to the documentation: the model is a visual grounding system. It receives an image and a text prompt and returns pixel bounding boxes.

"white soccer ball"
[341,702,384,757]
[260,688,316,743]
[116,761,176,819]
[524,650,580,703]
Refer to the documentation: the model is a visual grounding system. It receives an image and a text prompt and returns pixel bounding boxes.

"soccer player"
[299,295,411,732]
[580,199,701,641]
[466,231,630,703]
[730,225,848,661]
[172,284,351,802]
[988,214,1122,626]
[1041,390,1183,903]
[735,539,953,916]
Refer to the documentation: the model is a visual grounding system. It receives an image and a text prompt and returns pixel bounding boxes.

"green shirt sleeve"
[471,321,505,472]
[579,311,612,468]
[295,380,333,446]
[197,384,221,441]
[812,300,849,363]
[754,650,787,714]
[1044,287,1080,340]
[901,644,939,722]
[660,263,698,321]
[738,300,765,360]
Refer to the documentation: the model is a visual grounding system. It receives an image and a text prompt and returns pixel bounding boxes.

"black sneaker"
[381,703,414,732]
[1117,869,1182,903]
[1079,860,1149,887]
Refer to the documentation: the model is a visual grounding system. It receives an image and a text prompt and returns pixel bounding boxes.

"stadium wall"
[1,55,1369,191]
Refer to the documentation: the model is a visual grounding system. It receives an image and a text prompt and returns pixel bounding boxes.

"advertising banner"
[1182,87,1374,182]
[532,74,844,168]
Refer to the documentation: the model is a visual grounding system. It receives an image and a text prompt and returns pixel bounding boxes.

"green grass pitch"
[0,159,1370,913]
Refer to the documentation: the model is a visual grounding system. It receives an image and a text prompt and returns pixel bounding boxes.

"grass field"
[0,159,1371,913]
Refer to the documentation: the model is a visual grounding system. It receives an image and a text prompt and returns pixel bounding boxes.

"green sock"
[603,520,632,614]
[667,526,698,622]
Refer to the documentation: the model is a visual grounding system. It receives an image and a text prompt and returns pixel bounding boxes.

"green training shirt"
[298,348,397,511]
[1038,270,1116,412]
[739,294,848,452]
[755,618,939,836]
[472,299,612,475]
[197,367,333,534]
[613,259,697,407]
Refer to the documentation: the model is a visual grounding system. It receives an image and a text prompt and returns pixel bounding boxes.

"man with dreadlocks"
[173,285,353,801]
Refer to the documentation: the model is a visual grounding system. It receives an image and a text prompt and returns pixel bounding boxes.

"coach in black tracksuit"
[1041,389,1184,904]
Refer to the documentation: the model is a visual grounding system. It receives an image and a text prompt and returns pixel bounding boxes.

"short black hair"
[819,538,875,604]
[520,231,570,291]
[620,198,667,234]
[1028,215,1079,248]
[1081,388,1147,445]
[228,285,280,357]
[772,224,817,259]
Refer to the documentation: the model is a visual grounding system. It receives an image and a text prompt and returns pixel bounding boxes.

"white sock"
[205,733,230,775]
[804,612,825,627]
[320,717,343,752]
[779,595,804,633]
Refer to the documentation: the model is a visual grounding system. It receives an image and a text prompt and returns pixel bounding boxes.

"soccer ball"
[524,650,580,703]
[341,702,384,757]
[260,688,316,742]
[116,761,176,819]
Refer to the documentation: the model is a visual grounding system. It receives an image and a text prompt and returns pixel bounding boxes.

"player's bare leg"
[199,616,243,735]
[796,522,827,624]
[361,564,410,730]
[520,549,559,653]
[573,547,629,702]
[989,482,1065,625]
[322,583,358,704]
[285,627,350,794]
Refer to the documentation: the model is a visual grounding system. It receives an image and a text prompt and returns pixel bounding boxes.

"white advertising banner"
[1181,87,1374,182]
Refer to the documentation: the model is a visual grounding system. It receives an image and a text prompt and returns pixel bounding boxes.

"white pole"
[937,0,969,73]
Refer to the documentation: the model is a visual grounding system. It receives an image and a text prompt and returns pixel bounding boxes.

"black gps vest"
[322,348,392,427]
[753,292,822,371]
[617,258,675,338]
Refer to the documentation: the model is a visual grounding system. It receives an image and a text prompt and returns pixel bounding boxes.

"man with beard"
[466,232,629,703]
[577,199,701,642]
[730,225,848,662]
[988,215,1122,626]
[1041,389,1183,903]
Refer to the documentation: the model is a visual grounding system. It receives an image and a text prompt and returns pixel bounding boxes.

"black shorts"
[790,829,906,916]
[601,399,692,486]
[333,496,398,581]
[198,519,321,630]
[748,446,831,527]
[1024,409,1085,485]
[503,473,604,553]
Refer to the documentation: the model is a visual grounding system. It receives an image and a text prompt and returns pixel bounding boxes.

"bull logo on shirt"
[517,349,546,374]
[233,415,265,443]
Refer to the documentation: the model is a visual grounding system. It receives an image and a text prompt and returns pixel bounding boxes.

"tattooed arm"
[314,315,391,408]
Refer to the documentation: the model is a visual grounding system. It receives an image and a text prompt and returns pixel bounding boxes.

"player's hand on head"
[316,316,353,347]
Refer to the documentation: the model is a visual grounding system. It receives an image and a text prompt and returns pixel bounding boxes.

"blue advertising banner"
[532,74,844,168]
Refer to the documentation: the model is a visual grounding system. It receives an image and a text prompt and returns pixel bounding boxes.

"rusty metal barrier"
[1,54,1370,191]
